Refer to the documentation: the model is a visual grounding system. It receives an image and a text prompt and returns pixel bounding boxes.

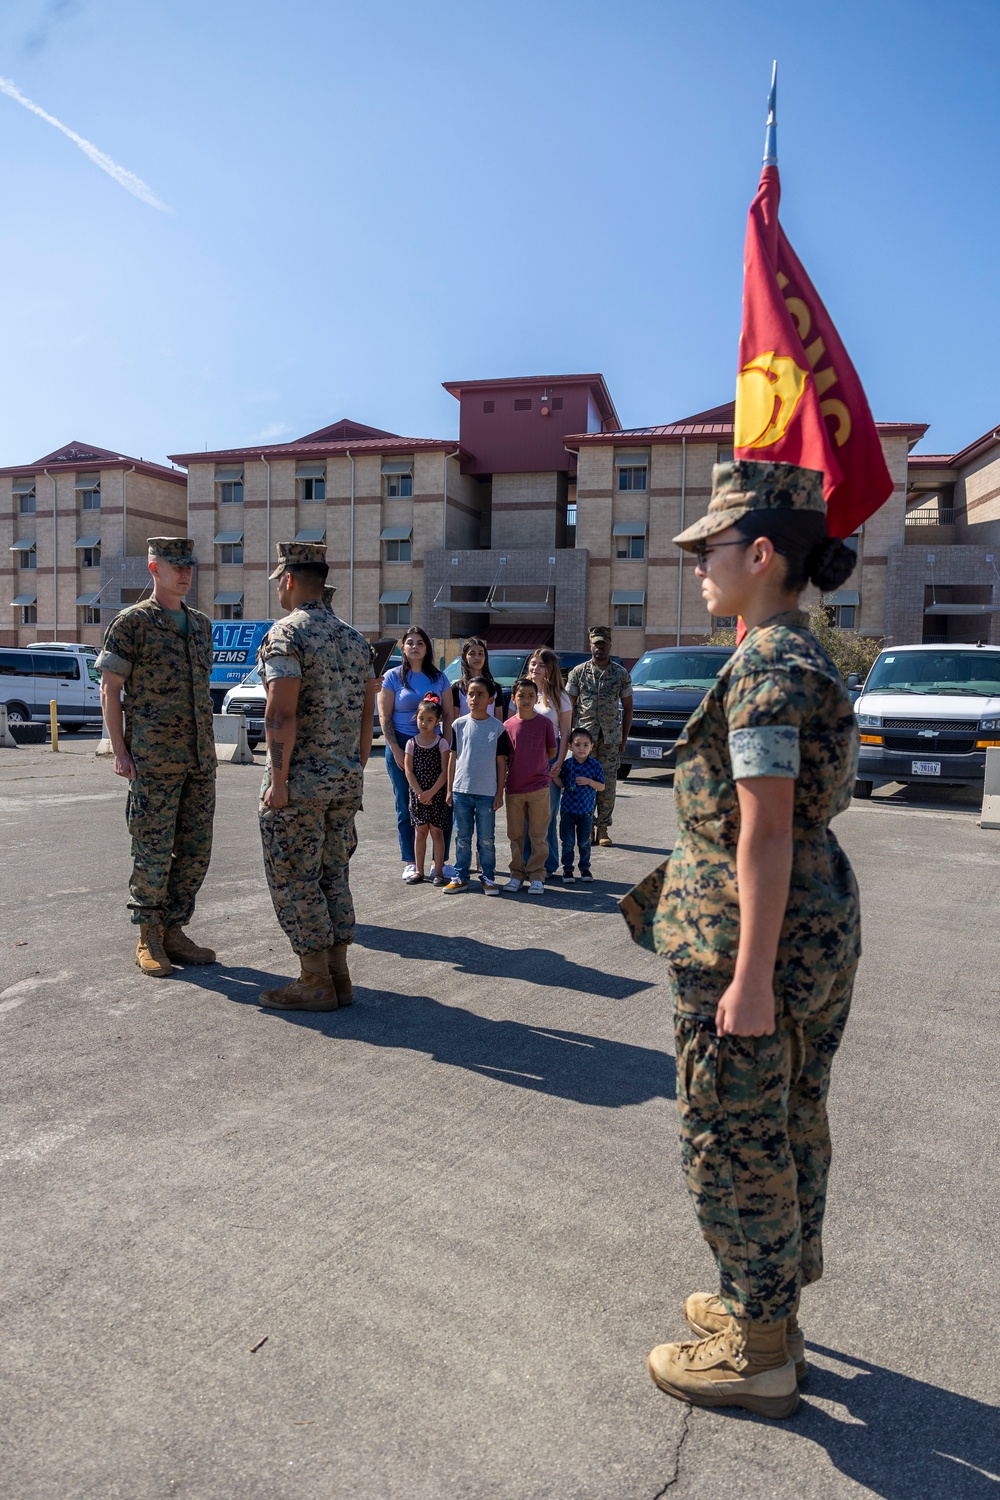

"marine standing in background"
[565,626,632,847]
[257,542,375,1011]
[96,537,218,977]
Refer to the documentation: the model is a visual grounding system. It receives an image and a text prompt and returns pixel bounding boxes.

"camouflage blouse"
[96,598,216,774]
[257,599,372,802]
[621,610,861,1007]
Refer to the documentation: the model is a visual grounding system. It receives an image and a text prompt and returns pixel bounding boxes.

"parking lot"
[1,736,998,1499]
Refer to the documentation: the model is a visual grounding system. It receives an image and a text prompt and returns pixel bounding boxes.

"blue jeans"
[559,808,593,874]
[523,775,560,875]
[385,744,415,863]
[453,792,496,883]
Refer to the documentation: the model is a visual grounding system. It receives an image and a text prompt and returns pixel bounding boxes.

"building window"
[81,546,101,568]
[717,446,734,464]
[384,602,411,626]
[219,543,244,565]
[300,476,326,503]
[385,472,412,498]
[483,400,495,414]
[19,491,36,514]
[80,487,101,510]
[552,397,563,411]
[217,602,244,620]
[614,603,645,627]
[22,603,37,624]
[20,547,36,570]
[566,502,577,528]
[513,398,531,412]
[219,480,243,505]
[617,465,647,492]
[384,538,411,563]
[83,606,101,625]
[844,535,860,556]
[828,604,857,630]
[616,533,645,560]
[713,615,738,629]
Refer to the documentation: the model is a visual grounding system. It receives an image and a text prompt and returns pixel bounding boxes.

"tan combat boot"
[647,1315,798,1418]
[162,926,217,965]
[685,1291,807,1381]
[260,951,339,1011]
[135,924,173,978]
[595,824,613,846]
[327,943,352,1006]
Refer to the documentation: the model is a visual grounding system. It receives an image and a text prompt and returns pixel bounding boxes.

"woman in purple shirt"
[378,627,455,877]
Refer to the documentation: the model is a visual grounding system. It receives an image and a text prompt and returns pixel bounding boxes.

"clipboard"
[371,639,398,677]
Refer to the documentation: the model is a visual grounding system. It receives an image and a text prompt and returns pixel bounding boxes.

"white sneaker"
[527,880,545,895]
[504,877,523,893]
[402,863,417,880]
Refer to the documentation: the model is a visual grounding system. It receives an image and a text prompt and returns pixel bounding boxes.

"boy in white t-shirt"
[444,677,511,894]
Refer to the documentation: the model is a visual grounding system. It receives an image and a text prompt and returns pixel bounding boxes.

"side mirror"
[847,673,860,689]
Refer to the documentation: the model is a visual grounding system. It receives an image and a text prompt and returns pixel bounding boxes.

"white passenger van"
[0,646,103,730]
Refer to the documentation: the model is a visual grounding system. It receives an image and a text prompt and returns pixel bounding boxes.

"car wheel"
[4,703,30,725]
[853,779,874,799]
[617,765,632,780]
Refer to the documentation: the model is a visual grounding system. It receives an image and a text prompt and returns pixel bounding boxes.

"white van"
[0,646,103,730]
[853,642,1000,797]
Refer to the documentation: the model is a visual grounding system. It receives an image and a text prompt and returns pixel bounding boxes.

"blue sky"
[0,0,997,466]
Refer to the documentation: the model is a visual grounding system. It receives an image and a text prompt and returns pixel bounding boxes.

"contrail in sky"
[0,74,169,210]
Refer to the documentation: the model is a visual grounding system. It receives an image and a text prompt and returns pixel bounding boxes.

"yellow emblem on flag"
[735,352,809,449]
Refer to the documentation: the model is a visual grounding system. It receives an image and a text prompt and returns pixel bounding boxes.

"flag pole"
[763,60,777,166]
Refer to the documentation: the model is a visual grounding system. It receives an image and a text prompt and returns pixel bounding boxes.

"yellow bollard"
[50,699,59,752]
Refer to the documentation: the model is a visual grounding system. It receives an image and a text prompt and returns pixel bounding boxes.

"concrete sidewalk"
[1,743,998,1498]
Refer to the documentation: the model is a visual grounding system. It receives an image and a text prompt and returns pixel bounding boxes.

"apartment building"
[0,441,187,648]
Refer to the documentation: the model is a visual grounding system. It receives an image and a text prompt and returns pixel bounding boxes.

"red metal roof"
[566,400,928,446]
[170,435,467,465]
[0,440,185,484]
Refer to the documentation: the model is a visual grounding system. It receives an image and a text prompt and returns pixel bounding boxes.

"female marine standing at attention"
[622,460,861,1419]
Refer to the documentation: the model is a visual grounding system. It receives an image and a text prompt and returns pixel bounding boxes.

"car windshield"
[864,650,1000,697]
[630,651,731,691]
[239,668,262,687]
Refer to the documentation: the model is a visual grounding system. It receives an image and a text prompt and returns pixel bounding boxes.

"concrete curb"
[0,704,20,749]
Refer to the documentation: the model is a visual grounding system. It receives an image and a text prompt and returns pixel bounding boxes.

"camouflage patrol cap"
[588,625,612,641]
[269,540,328,578]
[147,536,197,566]
[673,461,825,552]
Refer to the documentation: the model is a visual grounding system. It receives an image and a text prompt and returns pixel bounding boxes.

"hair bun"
[807,538,857,592]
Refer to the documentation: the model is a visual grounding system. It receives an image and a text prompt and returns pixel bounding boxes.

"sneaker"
[482,880,500,895]
[402,863,417,880]
[504,877,523,893]
[526,879,544,895]
[579,869,593,881]
[443,879,468,893]
[562,871,575,883]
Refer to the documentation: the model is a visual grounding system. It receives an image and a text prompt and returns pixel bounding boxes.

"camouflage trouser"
[259,795,361,956]
[592,733,620,828]
[126,768,216,927]
[670,958,857,1324]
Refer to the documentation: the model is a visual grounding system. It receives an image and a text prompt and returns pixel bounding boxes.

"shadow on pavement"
[357,924,656,999]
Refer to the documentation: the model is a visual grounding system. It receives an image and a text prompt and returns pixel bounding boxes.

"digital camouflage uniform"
[622,609,860,1324]
[565,654,632,828]
[257,598,371,955]
[96,595,217,927]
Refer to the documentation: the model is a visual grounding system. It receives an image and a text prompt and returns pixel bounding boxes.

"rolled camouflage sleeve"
[258,622,303,682]
[95,619,134,679]
[725,669,810,780]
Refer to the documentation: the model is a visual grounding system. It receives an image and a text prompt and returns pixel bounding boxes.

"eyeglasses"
[693,539,752,569]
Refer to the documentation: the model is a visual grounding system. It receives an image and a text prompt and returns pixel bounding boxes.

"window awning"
[74,474,100,489]
[10,538,36,551]
[614,452,648,464]
[379,589,411,605]
[294,528,326,543]
[214,591,245,605]
[823,589,860,606]
[611,589,646,605]
[215,467,243,483]
[75,535,101,549]
[381,460,413,474]
[380,526,412,541]
[76,593,100,606]
[295,463,325,478]
[11,477,36,494]
[924,603,1000,615]
[612,521,648,536]
[213,530,244,545]
[12,592,37,605]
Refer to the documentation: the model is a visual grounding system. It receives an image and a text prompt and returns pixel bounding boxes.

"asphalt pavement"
[1,737,998,1499]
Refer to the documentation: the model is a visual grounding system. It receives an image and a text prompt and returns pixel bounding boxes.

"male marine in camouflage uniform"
[97,537,217,977]
[565,625,632,846]
[257,542,374,1011]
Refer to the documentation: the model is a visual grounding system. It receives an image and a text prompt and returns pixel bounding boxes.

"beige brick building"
[1,442,187,648]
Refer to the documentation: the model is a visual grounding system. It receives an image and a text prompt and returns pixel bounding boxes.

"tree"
[703,604,883,683]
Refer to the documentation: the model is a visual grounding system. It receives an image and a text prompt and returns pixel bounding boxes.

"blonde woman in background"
[526,649,572,880]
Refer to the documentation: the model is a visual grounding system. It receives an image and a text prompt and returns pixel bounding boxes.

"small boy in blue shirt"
[555,727,605,881]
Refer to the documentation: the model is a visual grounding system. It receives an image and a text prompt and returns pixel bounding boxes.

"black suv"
[620,645,733,775]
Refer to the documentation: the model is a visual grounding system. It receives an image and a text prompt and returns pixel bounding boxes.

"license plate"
[911,760,941,776]
[641,745,663,759]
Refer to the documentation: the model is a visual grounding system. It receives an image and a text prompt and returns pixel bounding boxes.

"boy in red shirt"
[503,677,557,894]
